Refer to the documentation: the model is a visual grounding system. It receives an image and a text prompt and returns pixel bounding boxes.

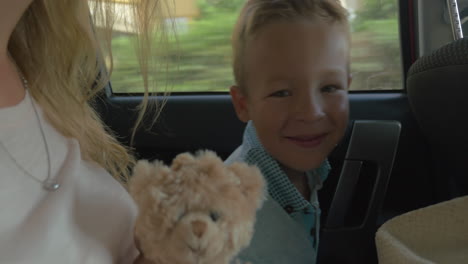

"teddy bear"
[128,150,265,264]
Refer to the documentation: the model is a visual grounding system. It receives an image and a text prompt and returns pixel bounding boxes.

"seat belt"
[319,120,401,264]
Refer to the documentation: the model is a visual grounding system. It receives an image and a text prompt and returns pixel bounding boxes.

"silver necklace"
[0,75,60,191]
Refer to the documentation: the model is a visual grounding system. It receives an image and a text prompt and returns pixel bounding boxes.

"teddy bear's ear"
[195,150,224,174]
[194,149,221,161]
[171,152,196,171]
[129,160,169,197]
[228,162,266,209]
[129,160,153,198]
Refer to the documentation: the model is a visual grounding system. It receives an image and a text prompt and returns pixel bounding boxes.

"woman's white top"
[0,91,138,264]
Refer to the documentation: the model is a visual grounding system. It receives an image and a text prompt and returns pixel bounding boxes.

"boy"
[225,0,351,263]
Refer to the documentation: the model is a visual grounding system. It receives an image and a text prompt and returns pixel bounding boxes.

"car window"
[456,0,468,36]
[99,0,403,93]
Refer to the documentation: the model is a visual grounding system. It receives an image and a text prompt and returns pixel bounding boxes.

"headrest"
[407,38,468,159]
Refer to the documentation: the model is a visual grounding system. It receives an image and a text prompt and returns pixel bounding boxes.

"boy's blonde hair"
[8,0,172,183]
[232,0,349,92]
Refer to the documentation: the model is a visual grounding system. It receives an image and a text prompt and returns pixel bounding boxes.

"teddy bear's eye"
[209,211,221,222]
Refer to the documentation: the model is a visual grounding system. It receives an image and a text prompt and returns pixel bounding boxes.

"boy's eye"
[321,85,340,93]
[270,90,291,97]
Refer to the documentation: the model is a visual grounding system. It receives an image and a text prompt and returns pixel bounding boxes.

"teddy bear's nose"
[191,220,207,238]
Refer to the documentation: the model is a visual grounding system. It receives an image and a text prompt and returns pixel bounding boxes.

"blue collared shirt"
[227,121,330,248]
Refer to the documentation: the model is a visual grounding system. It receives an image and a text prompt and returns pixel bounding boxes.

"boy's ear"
[229,85,250,122]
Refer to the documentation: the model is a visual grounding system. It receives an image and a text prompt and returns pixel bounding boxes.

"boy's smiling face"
[231,20,350,172]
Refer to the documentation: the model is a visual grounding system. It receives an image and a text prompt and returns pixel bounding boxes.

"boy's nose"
[294,93,325,122]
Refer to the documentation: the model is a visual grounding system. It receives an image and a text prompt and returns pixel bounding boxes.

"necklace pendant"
[43,180,60,191]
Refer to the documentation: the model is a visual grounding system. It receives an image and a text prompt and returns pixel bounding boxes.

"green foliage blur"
[350,0,402,90]
[110,0,402,93]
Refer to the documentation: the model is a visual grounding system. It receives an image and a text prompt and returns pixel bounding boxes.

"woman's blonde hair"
[232,0,349,92]
[8,0,172,183]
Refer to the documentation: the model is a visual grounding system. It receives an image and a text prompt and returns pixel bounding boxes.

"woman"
[0,0,169,263]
